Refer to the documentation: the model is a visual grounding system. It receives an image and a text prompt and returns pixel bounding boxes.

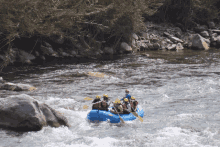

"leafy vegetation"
[0,0,220,70]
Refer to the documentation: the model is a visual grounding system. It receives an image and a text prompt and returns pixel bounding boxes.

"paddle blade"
[84,97,93,101]
[83,105,89,109]
[108,114,113,116]
[119,115,125,123]
[138,116,143,122]
[131,112,143,122]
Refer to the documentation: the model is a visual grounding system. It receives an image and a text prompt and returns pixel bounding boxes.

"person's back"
[92,95,101,110]
[130,96,138,112]
[110,99,123,114]
[103,94,110,108]
[92,95,101,103]
[122,98,131,114]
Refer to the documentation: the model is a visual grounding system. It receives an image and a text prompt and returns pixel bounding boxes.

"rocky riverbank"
[1,20,220,68]
[132,21,220,52]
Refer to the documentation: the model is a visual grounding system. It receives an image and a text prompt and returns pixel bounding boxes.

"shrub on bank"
[0,0,148,70]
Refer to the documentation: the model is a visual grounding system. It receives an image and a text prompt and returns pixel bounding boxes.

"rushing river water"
[1,49,220,147]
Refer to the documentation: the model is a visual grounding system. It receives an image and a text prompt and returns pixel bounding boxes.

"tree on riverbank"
[0,0,148,70]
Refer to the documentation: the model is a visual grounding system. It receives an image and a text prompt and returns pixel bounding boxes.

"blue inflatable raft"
[87,106,144,123]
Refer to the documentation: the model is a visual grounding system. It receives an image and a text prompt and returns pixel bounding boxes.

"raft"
[87,105,144,123]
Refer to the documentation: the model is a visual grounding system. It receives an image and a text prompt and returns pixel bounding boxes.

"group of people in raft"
[92,89,138,114]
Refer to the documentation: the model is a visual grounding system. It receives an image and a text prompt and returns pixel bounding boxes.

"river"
[1,49,220,147]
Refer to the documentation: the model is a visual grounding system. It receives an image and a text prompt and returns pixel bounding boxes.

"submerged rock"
[0,94,70,131]
[0,82,37,91]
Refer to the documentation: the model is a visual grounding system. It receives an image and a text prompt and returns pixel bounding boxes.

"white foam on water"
[86,137,117,147]
[12,126,77,147]
[143,127,213,147]
[175,113,204,120]
[43,97,77,108]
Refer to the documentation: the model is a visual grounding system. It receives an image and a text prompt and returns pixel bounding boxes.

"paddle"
[84,97,93,101]
[131,107,143,122]
[83,97,94,109]
[110,98,125,123]
[113,105,125,123]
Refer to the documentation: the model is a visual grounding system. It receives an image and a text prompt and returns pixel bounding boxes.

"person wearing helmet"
[122,98,131,114]
[121,89,131,102]
[92,95,107,111]
[92,95,101,103]
[92,95,102,110]
[130,96,138,112]
[110,99,123,114]
[103,94,110,108]
[103,94,109,102]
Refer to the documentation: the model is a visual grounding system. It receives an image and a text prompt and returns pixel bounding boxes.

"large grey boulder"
[131,33,138,40]
[191,34,209,50]
[0,94,69,131]
[120,42,132,53]
[0,82,37,91]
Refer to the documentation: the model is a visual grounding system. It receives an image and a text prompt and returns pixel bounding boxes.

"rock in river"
[0,94,70,131]
[191,34,209,50]
[0,82,37,91]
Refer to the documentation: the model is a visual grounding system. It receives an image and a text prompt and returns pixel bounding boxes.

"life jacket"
[100,101,108,110]
[122,102,131,114]
[92,101,108,111]
[92,101,101,109]
[130,100,138,110]
[125,94,131,101]
[130,101,134,109]
[113,104,123,113]
[122,103,128,110]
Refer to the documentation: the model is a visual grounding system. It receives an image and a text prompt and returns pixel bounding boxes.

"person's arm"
[118,105,123,114]
[126,103,131,112]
